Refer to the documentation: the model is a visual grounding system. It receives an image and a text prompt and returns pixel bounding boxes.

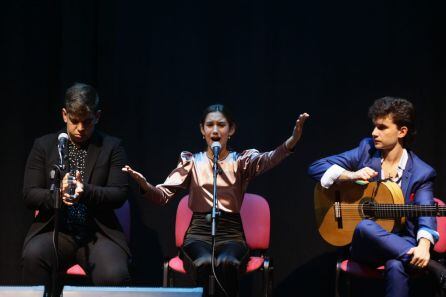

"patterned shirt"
[62,141,90,242]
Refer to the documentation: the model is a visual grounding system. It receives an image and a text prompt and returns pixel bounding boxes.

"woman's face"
[200,111,235,152]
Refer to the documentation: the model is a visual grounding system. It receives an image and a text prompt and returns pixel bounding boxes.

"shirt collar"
[380,149,408,168]
[380,149,408,182]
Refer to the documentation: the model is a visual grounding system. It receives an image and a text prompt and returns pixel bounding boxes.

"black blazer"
[23,130,130,255]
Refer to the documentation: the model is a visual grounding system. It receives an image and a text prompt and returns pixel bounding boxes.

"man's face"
[62,108,101,144]
[371,114,407,150]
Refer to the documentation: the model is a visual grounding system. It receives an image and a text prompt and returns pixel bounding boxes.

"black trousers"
[21,230,131,291]
[181,212,249,297]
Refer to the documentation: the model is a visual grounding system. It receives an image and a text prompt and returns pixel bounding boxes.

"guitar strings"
[334,203,443,219]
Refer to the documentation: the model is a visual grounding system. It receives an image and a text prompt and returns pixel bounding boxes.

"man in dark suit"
[21,83,131,292]
[308,97,438,297]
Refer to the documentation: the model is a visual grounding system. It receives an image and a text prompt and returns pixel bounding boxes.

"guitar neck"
[369,204,446,218]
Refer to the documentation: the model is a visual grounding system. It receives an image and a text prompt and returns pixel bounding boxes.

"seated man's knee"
[385,259,405,272]
[354,219,380,240]
[22,242,49,268]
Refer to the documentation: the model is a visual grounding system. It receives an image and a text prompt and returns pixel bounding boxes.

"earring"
[203,136,205,139]
[228,136,231,139]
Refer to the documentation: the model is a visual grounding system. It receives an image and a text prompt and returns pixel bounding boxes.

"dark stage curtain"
[1,0,445,295]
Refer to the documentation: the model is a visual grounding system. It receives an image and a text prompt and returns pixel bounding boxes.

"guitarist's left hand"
[407,238,431,269]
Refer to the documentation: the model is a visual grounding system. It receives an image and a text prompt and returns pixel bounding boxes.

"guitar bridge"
[334,190,343,229]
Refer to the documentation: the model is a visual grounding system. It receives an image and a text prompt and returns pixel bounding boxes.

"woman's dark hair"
[368,96,416,145]
[200,104,236,128]
[64,82,100,115]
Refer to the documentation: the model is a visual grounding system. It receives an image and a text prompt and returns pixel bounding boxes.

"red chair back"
[174,193,270,250]
[175,195,193,247]
[434,198,446,253]
[240,193,270,250]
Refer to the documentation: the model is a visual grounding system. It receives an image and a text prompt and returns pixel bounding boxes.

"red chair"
[35,200,131,277]
[162,193,273,296]
[335,198,446,297]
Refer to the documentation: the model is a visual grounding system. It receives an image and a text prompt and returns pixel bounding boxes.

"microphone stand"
[209,152,220,297]
[208,147,229,297]
[211,152,219,251]
[48,148,66,297]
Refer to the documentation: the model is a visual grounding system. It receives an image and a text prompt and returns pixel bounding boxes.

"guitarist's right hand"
[340,167,378,182]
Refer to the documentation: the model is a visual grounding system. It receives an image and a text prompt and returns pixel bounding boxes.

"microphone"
[58,133,68,150]
[57,133,69,169]
[211,141,221,162]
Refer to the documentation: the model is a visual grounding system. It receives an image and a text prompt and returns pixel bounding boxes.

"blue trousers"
[350,220,417,297]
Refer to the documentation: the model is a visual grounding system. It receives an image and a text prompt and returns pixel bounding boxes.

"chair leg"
[345,274,352,297]
[169,269,175,287]
[336,258,353,297]
[262,257,274,297]
[163,261,169,287]
[335,258,341,297]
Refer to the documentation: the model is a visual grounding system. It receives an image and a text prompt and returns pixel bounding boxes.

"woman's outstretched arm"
[122,151,193,204]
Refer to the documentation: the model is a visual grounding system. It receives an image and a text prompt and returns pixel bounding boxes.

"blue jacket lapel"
[367,150,382,182]
[401,152,413,202]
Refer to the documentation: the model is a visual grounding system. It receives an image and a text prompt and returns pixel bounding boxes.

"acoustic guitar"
[314,181,445,246]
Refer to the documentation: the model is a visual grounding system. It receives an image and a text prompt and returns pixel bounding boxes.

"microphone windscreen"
[58,133,68,141]
[211,141,221,150]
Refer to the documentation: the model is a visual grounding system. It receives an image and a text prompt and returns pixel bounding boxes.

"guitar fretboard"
[358,204,446,218]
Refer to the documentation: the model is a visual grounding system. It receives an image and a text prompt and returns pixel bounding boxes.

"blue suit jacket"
[308,138,437,240]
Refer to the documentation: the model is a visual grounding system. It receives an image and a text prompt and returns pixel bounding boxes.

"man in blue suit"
[308,97,438,297]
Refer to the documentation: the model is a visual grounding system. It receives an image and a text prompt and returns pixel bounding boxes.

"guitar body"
[314,181,405,246]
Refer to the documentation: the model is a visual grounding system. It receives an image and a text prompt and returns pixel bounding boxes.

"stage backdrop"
[1,0,445,296]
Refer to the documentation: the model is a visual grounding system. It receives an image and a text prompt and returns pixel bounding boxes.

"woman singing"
[123,104,309,296]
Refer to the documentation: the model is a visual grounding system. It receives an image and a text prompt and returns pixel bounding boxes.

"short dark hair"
[368,96,416,145]
[64,82,100,115]
[200,104,236,128]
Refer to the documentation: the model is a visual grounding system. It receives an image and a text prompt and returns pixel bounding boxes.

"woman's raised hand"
[286,113,310,150]
[292,113,310,141]
[122,165,149,190]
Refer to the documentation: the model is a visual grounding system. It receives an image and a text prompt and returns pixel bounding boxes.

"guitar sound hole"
[359,199,376,219]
